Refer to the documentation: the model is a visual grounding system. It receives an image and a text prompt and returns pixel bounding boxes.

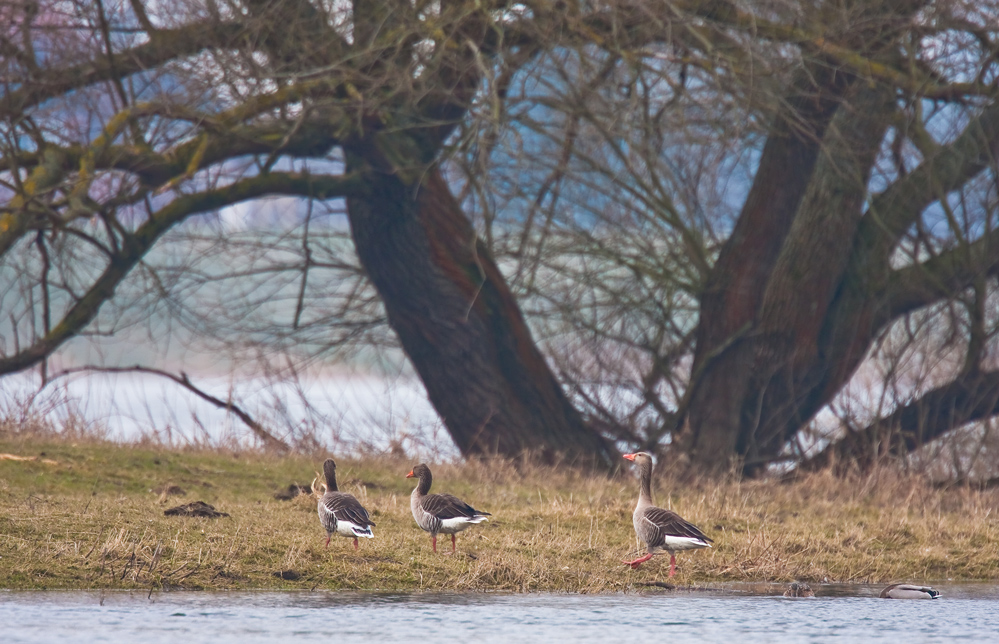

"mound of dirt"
[163,501,229,518]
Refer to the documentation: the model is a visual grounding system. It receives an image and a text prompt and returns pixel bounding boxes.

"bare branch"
[0,21,245,118]
[886,230,999,319]
[0,172,364,376]
[799,370,999,473]
[861,102,999,273]
[50,365,291,452]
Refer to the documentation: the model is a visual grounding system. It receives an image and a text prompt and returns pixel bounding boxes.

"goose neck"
[323,462,339,492]
[414,470,432,496]
[637,459,654,505]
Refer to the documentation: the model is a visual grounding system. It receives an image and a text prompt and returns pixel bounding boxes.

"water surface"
[3,584,996,643]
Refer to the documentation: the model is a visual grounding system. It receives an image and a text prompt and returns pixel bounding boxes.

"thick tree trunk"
[678,68,916,474]
[680,67,850,471]
[680,69,999,475]
[345,144,615,467]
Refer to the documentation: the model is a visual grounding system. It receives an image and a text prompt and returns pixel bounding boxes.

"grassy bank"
[1,435,997,591]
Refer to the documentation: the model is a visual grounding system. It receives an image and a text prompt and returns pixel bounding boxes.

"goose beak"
[406,470,415,478]
[623,453,637,461]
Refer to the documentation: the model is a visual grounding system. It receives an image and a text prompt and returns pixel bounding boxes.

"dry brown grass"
[0,434,997,591]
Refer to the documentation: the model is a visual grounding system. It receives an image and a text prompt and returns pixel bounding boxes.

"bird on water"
[879,584,941,599]
[621,452,712,576]
[407,463,491,554]
[316,458,375,550]
[784,581,816,598]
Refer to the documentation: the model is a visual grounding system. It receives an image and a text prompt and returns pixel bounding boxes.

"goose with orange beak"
[622,452,712,576]
[407,463,491,554]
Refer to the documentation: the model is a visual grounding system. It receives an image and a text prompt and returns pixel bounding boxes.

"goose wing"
[323,492,375,527]
[421,493,490,520]
[641,506,711,547]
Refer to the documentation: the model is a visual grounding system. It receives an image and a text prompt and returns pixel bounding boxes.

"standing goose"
[407,463,490,553]
[317,458,375,550]
[622,452,712,576]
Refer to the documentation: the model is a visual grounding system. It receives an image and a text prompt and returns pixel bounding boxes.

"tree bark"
[345,142,616,467]
[680,65,850,471]
[737,86,894,468]
[681,74,999,475]
[669,1,996,476]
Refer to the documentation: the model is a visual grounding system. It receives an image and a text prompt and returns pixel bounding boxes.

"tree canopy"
[2,0,999,475]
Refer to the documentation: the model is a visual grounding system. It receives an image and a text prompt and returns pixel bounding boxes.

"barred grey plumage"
[318,458,375,550]
[407,463,490,553]
[622,452,712,576]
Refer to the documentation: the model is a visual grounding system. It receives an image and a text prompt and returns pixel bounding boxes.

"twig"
[162,561,189,578]
[120,543,136,580]
[82,478,101,515]
[84,525,106,559]
[50,365,291,452]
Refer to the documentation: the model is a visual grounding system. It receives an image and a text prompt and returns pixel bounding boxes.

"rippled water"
[3,585,997,643]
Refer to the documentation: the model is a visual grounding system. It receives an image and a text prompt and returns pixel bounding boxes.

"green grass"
[1,434,998,591]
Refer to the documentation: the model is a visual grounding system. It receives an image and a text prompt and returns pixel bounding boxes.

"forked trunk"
[681,67,850,473]
[680,74,900,475]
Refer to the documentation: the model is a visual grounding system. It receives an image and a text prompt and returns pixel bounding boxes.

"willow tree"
[3,0,998,472]
[455,1,999,474]
[674,2,999,474]
[0,0,636,464]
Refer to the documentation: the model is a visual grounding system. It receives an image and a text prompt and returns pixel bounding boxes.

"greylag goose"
[407,463,490,553]
[317,458,375,550]
[879,584,941,599]
[783,581,815,597]
[622,452,712,576]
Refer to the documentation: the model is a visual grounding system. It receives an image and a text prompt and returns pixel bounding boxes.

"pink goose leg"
[325,535,331,549]
[622,553,654,569]
[432,535,438,553]
[353,537,359,551]
[451,535,457,554]
[668,553,677,577]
